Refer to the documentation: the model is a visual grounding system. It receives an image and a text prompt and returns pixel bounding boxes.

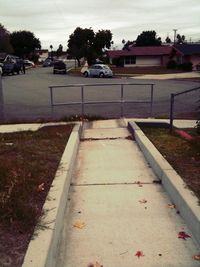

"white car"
[83,64,113,78]
[0,63,3,75]
[23,60,35,67]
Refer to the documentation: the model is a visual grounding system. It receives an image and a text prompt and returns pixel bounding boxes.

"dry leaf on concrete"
[73,221,86,229]
[193,254,200,261]
[136,181,143,187]
[167,203,176,209]
[88,261,103,267]
[178,231,191,240]
[139,199,147,204]
[135,251,145,258]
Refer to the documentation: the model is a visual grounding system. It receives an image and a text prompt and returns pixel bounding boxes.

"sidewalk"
[56,119,200,267]
[130,71,200,80]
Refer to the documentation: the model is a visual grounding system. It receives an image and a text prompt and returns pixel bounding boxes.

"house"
[35,49,49,62]
[107,46,172,67]
[171,44,200,69]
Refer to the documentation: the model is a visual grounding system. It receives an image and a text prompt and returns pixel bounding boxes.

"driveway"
[1,67,199,122]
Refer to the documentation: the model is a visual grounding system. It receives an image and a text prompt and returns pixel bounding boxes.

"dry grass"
[141,127,200,199]
[0,124,73,267]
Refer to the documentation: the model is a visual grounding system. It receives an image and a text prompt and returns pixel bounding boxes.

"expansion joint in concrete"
[70,180,162,187]
[80,135,134,142]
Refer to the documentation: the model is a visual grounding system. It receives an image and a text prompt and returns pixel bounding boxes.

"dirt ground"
[141,127,200,200]
[0,124,73,267]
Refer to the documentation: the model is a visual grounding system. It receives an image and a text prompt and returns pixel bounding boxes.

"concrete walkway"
[56,120,200,267]
[131,71,200,80]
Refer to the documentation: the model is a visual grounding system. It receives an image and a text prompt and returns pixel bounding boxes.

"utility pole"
[173,29,178,44]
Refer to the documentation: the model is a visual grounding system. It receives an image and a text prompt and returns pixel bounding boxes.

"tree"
[94,30,112,51]
[0,23,13,53]
[10,30,41,58]
[176,34,185,44]
[165,36,172,44]
[122,39,126,45]
[56,44,63,57]
[67,27,112,66]
[50,44,53,59]
[92,29,112,62]
[122,40,134,50]
[67,27,94,66]
[135,31,162,46]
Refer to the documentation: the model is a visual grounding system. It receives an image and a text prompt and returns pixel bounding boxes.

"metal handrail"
[49,83,154,117]
[170,86,200,132]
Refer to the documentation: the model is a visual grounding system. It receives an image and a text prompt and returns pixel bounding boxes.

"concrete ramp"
[56,120,200,267]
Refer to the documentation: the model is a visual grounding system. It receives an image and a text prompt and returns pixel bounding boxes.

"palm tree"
[50,45,53,59]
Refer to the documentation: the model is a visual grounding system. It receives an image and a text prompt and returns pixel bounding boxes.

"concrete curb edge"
[22,122,82,267]
[128,121,200,247]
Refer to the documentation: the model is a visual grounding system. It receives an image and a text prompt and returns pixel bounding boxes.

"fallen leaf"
[37,183,45,192]
[135,251,145,258]
[153,179,162,184]
[178,231,191,240]
[125,135,134,140]
[193,254,200,261]
[139,199,147,204]
[87,262,103,267]
[5,142,13,146]
[136,181,143,187]
[73,221,86,229]
[94,262,103,267]
[167,203,176,209]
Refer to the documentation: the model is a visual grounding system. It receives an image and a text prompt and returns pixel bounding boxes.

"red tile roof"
[107,46,172,58]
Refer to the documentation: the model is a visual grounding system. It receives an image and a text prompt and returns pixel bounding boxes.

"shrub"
[167,60,177,69]
[112,57,124,67]
[178,62,193,72]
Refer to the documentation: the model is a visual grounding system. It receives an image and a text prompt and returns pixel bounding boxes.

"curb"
[22,122,82,267]
[128,121,200,247]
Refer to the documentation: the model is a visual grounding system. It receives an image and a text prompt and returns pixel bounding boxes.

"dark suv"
[2,62,21,75]
[53,61,66,74]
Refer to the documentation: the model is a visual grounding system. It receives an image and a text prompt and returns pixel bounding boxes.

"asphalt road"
[1,66,199,122]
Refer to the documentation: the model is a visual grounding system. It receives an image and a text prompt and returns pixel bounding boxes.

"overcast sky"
[1,0,200,50]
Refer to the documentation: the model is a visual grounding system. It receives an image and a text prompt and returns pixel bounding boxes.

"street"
[1,66,199,122]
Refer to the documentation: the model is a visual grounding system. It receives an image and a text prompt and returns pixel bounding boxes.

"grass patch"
[1,115,107,125]
[141,127,200,199]
[0,124,73,267]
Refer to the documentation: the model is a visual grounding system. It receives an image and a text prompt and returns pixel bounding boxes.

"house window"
[124,56,136,64]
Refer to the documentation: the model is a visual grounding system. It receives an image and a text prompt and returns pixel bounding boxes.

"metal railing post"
[150,84,154,117]
[50,87,53,106]
[120,84,124,117]
[170,93,175,133]
[81,86,84,117]
[49,86,54,117]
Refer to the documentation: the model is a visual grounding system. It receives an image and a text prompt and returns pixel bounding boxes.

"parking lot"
[1,66,199,122]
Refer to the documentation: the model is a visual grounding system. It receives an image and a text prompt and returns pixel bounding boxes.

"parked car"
[0,63,3,75]
[83,64,113,78]
[53,60,66,74]
[2,62,21,75]
[23,60,35,68]
[43,58,53,67]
